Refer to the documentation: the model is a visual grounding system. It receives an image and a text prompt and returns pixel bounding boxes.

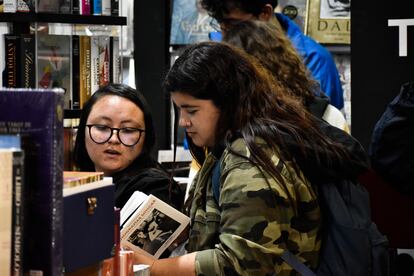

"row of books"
[0,0,119,15]
[1,33,122,109]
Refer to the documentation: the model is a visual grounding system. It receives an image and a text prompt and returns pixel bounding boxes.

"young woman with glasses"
[73,83,184,210]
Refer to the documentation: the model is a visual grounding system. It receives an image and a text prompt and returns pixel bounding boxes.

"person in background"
[130,42,368,275]
[223,20,349,132]
[73,83,184,210]
[202,0,345,110]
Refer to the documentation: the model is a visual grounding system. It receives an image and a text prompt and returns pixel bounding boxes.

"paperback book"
[120,191,190,259]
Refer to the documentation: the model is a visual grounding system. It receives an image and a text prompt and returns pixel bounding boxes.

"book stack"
[120,191,190,259]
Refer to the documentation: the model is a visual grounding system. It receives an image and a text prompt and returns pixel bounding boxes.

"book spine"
[50,92,65,276]
[0,151,13,276]
[80,0,90,15]
[109,36,120,84]
[17,0,35,12]
[101,0,110,15]
[4,35,19,88]
[19,34,35,88]
[72,35,80,109]
[99,36,110,87]
[110,0,118,16]
[59,0,71,14]
[11,150,24,276]
[90,36,100,93]
[72,0,79,14]
[3,0,17,12]
[92,0,101,15]
[79,36,91,108]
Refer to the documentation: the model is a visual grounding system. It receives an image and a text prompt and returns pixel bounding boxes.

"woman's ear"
[259,4,274,21]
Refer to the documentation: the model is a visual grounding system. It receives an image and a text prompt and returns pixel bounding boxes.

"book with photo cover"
[120,191,190,259]
[304,0,350,44]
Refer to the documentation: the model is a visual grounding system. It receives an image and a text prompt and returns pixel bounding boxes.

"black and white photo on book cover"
[120,192,190,259]
[305,0,350,44]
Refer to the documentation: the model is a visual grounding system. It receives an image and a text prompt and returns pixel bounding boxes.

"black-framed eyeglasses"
[86,124,145,147]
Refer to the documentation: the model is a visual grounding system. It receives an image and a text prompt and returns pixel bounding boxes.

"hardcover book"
[305,0,350,44]
[109,36,120,84]
[0,150,14,276]
[37,34,71,108]
[3,0,17,12]
[92,0,101,15]
[37,0,70,13]
[110,0,118,16]
[79,36,91,108]
[90,36,100,94]
[3,34,19,88]
[120,192,190,259]
[72,35,80,109]
[101,0,110,15]
[19,34,35,88]
[0,89,65,276]
[17,0,34,12]
[99,36,110,87]
[63,177,115,272]
[79,0,90,15]
[170,0,215,45]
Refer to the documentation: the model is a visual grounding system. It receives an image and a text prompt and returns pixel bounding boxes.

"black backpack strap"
[212,160,221,204]
[281,251,316,276]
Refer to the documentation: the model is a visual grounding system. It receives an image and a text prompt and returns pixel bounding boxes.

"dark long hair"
[201,0,278,22]
[164,42,353,202]
[73,83,157,171]
[223,20,319,106]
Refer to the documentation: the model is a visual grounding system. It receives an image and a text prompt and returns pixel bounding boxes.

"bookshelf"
[0,13,127,113]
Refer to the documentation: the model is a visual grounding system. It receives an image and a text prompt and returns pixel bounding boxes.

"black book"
[19,34,36,88]
[72,35,80,109]
[3,35,20,88]
[111,0,118,16]
[72,0,80,14]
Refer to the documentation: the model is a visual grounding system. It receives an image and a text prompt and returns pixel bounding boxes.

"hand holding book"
[120,191,190,259]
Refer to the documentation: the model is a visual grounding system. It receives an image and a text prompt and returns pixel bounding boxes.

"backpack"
[211,161,390,276]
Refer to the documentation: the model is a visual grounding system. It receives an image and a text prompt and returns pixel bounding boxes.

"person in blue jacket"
[202,0,345,110]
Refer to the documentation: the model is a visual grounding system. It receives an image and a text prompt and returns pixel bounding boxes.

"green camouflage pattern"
[186,138,321,275]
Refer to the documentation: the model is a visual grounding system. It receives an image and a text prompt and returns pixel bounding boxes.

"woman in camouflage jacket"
[132,42,361,275]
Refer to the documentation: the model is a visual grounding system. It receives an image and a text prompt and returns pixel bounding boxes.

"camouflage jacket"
[186,138,321,275]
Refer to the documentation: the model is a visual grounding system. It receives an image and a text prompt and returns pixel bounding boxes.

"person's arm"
[133,252,196,276]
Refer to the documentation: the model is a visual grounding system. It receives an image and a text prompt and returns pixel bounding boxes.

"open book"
[120,191,190,259]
